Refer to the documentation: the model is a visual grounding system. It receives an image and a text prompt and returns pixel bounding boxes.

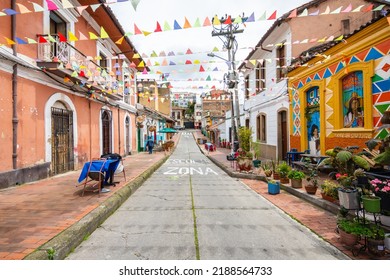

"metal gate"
[102,110,112,155]
[51,107,74,175]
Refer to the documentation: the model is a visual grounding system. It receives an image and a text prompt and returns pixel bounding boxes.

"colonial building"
[0,0,144,188]
[239,0,389,160]
[288,12,390,153]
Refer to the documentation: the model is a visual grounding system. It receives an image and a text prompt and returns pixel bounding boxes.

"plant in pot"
[370,178,390,212]
[304,159,319,194]
[336,173,360,210]
[271,159,280,180]
[261,161,273,177]
[287,169,305,189]
[337,218,366,247]
[236,127,253,172]
[364,224,386,256]
[251,141,261,168]
[320,180,339,204]
[277,161,291,184]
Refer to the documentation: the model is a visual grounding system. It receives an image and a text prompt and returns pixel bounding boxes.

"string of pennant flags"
[1,0,388,47]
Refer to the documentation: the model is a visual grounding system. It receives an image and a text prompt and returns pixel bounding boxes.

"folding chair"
[81,158,107,196]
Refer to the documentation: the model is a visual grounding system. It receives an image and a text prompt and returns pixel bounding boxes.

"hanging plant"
[305,104,319,122]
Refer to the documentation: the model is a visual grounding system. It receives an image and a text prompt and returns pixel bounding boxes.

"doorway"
[51,105,74,175]
[102,110,112,155]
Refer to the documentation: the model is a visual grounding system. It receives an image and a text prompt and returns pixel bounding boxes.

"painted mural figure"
[309,124,320,156]
[344,92,364,128]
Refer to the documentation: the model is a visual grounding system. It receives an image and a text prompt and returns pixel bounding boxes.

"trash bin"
[233,141,239,152]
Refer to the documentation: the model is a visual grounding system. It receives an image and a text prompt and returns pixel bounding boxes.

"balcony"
[36,35,123,102]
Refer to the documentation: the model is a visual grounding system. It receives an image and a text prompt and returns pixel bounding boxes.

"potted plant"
[320,180,339,204]
[277,161,291,184]
[287,169,305,189]
[304,160,320,194]
[354,168,369,186]
[371,178,390,212]
[361,194,381,213]
[271,159,280,180]
[364,224,385,256]
[261,161,273,177]
[267,179,280,195]
[251,141,261,168]
[236,127,253,172]
[337,218,366,246]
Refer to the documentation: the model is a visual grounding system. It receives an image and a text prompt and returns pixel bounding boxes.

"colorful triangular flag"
[58,32,67,42]
[46,0,59,11]
[163,21,171,31]
[173,20,182,29]
[68,31,78,41]
[16,3,31,14]
[89,32,98,40]
[267,11,277,20]
[155,22,162,32]
[100,27,109,39]
[203,17,211,26]
[212,15,221,25]
[134,24,142,35]
[183,17,192,28]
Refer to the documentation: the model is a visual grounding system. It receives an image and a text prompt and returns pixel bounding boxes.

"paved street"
[67,132,347,260]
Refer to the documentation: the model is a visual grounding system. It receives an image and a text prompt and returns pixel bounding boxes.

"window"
[245,74,250,99]
[341,19,350,36]
[49,12,67,58]
[256,60,266,92]
[256,113,267,142]
[276,44,285,81]
[99,52,108,71]
[342,71,364,128]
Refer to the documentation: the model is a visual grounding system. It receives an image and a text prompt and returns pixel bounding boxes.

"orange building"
[0,1,144,188]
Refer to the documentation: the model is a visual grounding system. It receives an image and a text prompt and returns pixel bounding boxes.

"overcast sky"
[111,0,310,96]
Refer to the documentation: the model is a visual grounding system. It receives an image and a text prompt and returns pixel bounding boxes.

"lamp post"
[211,15,244,153]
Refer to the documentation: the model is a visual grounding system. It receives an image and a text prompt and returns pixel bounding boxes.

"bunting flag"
[134,24,142,35]
[130,0,141,11]
[100,27,109,39]
[47,35,57,42]
[115,36,124,44]
[233,15,242,24]
[78,31,88,40]
[183,17,192,28]
[288,9,297,18]
[61,0,74,9]
[246,13,255,22]
[212,15,221,25]
[163,21,171,31]
[26,37,37,44]
[89,32,99,40]
[46,0,59,11]
[15,37,28,44]
[193,17,201,27]
[321,6,330,15]
[267,11,277,20]
[352,5,364,12]
[258,11,266,21]
[299,9,308,17]
[331,6,343,14]
[309,9,320,16]
[155,22,162,32]
[138,61,145,67]
[76,6,88,15]
[57,32,67,42]
[342,4,353,13]
[68,31,78,41]
[90,4,101,12]
[142,30,152,36]
[16,3,32,14]
[173,20,182,29]
[3,9,18,15]
[38,36,47,43]
[203,17,211,26]
[133,53,140,58]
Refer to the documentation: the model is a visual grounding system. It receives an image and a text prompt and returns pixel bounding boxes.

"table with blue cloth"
[78,159,120,185]
[286,151,305,166]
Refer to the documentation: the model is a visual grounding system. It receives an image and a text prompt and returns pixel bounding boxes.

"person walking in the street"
[146,136,154,154]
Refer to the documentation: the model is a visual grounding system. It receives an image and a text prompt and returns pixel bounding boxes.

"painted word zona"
[163,167,218,175]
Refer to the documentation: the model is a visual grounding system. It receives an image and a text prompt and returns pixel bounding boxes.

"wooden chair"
[81,158,107,196]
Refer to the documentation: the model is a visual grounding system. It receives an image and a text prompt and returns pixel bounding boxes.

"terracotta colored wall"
[289,135,301,151]
[0,0,43,58]
[0,71,13,170]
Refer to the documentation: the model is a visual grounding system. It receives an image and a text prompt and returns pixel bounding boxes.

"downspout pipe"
[11,0,18,169]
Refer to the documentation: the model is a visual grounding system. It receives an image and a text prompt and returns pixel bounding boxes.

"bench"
[292,161,316,172]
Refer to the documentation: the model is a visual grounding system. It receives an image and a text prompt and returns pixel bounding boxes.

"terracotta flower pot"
[338,227,359,246]
[305,184,318,195]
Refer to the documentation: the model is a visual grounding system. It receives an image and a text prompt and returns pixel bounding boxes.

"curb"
[200,146,340,215]
[24,154,170,260]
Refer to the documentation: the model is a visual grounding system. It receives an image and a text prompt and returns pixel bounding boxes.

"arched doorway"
[51,101,74,175]
[101,110,112,155]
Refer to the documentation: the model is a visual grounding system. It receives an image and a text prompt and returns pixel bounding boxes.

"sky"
[111,0,310,98]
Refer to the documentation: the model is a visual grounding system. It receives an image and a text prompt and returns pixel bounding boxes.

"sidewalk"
[193,130,389,260]
[0,131,386,260]
[0,134,180,260]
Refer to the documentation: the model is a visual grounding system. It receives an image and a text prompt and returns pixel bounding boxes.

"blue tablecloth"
[78,159,120,183]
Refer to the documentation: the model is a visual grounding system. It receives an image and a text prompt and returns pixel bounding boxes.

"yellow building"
[288,14,390,154]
